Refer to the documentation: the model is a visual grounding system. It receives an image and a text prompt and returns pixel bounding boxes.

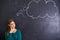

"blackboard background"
[0,0,60,40]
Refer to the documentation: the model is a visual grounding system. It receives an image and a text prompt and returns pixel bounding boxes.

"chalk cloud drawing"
[16,0,58,19]
[15,0,60,34]
[44,16,59,34]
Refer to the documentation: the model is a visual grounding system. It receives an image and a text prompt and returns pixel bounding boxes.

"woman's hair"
[8,19,15,24]
[7,19,15,33]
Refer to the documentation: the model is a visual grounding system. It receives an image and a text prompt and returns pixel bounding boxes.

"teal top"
[5,29,22,40]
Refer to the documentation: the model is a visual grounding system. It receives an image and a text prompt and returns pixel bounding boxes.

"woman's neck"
[9,28,17,33]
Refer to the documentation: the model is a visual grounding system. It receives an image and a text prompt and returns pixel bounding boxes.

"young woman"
[5,19,22,40]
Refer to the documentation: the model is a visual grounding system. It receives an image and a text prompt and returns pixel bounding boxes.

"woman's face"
[8,21,16,29]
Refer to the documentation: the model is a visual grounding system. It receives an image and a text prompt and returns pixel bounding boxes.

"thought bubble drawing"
[16,9,24,16]
[16,0,58,19]
[44,16,59,34]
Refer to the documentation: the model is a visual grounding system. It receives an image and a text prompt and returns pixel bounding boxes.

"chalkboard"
[0,0,60,40]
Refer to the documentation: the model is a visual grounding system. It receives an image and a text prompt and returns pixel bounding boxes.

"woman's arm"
[4,32,12,40]
[17,30,22,40]
[4,32,7,40]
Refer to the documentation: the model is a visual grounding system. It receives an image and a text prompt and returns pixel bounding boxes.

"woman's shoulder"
[4,31,8,34]
[16,29,22,33]
[4,31,9,36]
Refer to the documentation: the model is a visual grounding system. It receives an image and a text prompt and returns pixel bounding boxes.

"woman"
[5,19,22,40]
